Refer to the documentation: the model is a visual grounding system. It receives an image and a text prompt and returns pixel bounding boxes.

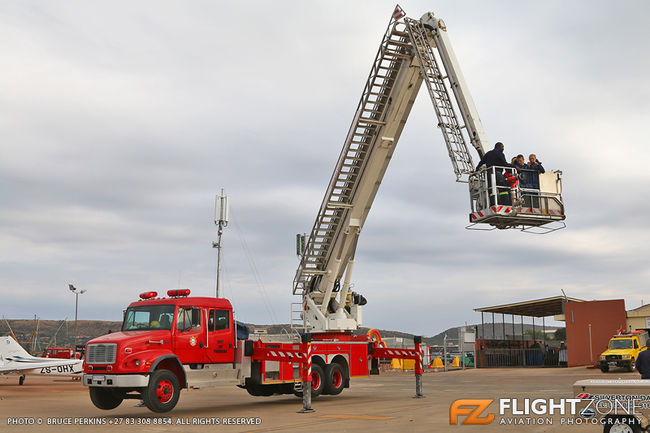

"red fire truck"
[83,289,422,412]
[83,6,565,413]
[43,347,75,359]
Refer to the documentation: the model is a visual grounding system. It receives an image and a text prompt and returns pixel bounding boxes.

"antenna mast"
[212,188,229,298]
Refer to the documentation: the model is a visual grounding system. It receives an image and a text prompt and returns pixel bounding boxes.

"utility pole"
[69,284,86,351]
[212,189,229,298]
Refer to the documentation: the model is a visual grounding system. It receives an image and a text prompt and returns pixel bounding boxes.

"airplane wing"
[0,359,81,373]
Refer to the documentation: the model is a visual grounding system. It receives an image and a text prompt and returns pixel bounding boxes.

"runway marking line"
[319,414,393,420]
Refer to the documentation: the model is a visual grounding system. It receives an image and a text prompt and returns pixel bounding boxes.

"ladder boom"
[293,7,566,333]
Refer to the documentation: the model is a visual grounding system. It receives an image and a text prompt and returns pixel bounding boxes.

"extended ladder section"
[293,7,566,332]
[403,16,482,180]
[293,12,425,331]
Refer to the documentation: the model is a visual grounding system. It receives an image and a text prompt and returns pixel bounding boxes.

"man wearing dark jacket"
[476,142,515,205]
[475,142,513,173]
[636,348,650,379]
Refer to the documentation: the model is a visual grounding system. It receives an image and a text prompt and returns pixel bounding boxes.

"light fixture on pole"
[69,284,86,352]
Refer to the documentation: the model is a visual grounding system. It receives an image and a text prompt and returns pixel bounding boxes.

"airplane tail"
[0,336,35,362]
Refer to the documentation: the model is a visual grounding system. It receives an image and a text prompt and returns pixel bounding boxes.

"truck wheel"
[89,387,123,410]
[600,365,609,373]
[324,363,345,395]
[627,359,635,372]
[142,370,180,413]
[294,364,325,398]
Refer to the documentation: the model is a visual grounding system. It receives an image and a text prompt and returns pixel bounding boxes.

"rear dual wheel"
[324,363,345,395]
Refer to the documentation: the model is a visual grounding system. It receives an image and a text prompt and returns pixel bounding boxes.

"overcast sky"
[2,1,649,337]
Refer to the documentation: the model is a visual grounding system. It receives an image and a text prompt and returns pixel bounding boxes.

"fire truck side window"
[208,310,229,331]
[177,307,201,332]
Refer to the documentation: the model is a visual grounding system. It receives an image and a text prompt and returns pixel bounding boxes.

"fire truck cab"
[83,290,241,412]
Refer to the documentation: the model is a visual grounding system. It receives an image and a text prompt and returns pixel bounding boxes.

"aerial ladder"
[293,6,565,333]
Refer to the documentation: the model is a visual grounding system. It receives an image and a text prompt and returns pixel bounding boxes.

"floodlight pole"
[212,189,229,298]
[68,284,86,351]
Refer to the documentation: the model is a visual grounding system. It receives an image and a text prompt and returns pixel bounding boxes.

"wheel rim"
[312,372,321,390]
[156,379,174,404]
[332,370,342,388]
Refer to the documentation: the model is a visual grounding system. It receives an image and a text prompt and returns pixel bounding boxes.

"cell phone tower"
[212,189,229,298]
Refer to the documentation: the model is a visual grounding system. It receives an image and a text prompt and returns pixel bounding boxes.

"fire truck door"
[173,307,205,364]
[206,309,235,363]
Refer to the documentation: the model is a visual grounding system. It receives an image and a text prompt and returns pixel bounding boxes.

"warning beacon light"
[139,291,158,300]
[167,289,191,297]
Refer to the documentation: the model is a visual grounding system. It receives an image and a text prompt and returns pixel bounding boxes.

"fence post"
[443,334,448,372]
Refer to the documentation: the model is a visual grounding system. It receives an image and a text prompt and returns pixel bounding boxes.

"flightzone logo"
[450,396,646,426]
[449,400,494,425]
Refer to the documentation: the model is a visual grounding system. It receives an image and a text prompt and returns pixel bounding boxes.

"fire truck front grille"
[86,343,117,364]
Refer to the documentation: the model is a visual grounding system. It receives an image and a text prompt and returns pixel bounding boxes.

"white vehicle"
[0,336,82,385]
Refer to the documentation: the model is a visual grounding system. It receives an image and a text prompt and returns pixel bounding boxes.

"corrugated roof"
[474,296,584,318]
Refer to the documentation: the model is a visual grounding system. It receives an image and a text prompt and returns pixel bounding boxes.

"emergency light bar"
[139,291,157,300]
[167,289,191,297]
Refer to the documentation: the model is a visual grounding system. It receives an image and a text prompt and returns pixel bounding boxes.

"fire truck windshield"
[122,304,175,331]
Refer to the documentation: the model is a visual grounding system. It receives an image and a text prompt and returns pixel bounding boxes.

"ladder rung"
[376,65,400,72]
[369,82,394,90]
[326,202,353,209]
[299,270,328,275]
[361,108,385,115]
[386,40,411,48]
[358,117,385,126]
[382,51,411,60]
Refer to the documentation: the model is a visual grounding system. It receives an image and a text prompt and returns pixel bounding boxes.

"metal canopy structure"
[474,296,585,368]
[474,296,584,318]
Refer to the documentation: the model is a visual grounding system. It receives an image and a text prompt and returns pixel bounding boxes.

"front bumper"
[599,360,632,368]
[82,373,149,388]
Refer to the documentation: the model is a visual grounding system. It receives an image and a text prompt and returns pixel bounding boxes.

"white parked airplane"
[0,336,82,385]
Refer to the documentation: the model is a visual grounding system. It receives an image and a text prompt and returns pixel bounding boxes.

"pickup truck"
[599,330,648,373]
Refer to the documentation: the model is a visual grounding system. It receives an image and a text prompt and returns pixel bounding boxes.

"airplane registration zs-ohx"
[0,336,82,385]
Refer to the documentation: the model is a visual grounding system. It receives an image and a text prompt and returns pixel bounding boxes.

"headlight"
[622,355,631,360]
[600,355,606,360]
[134,359,141,367]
